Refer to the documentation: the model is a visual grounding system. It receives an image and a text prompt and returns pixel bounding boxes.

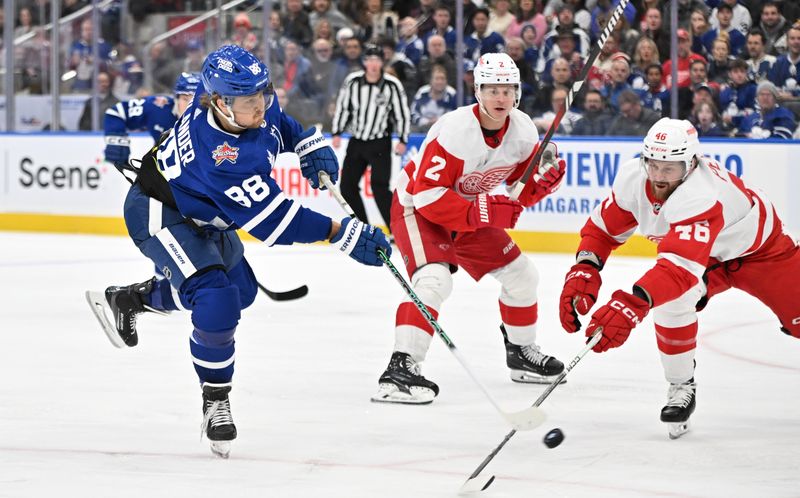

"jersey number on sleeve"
[127,99,146,118]
[225,174,270,208]
[156,133,182,180]
[675,223,710,243]
[423,156,447,181]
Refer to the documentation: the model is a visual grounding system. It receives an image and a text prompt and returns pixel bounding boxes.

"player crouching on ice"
[372,53,568,405]
[86,45,391,458]
[559,118,800,439]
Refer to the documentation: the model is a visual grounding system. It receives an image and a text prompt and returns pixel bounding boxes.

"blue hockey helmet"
[201,45,272,98]
[173,72,201,95]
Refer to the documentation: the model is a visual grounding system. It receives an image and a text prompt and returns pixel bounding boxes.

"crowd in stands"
[5,0,800,138]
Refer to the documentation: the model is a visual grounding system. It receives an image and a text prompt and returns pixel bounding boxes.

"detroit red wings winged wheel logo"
[212,141,239,166]
[457,165,517,195]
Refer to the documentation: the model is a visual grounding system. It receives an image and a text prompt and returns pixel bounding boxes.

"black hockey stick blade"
[459,474,495,494]
[257,281,309,301]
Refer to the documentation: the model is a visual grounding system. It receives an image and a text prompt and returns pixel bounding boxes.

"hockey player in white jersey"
[559,118,800,439]
[372,53,568,405]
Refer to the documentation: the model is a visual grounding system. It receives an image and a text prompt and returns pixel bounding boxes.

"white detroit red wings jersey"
[395,104,539,231]
[579,156,778,307]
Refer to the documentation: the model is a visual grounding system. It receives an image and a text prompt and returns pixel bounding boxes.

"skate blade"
[510,370,567,385]
[370,383,435,405]
[210,440,231,458]
[667,421,691,439]
[85,291,126,349]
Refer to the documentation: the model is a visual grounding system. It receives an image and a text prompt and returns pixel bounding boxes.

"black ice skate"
[371,352,439,405]
[201,383,237,458]
[660,379,696,440]
[85,277,168,348]
[501,325,565,384]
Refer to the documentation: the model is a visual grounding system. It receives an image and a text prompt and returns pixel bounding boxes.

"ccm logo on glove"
[609,299,642,324]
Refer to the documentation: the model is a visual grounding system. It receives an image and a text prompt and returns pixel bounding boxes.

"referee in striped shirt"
[331,44,411,232]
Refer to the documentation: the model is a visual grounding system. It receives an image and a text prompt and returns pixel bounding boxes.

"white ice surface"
[1,232,798,498]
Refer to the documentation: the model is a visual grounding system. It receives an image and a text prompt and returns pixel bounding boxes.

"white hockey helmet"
[473,53,521,108]
[642,118,700,177]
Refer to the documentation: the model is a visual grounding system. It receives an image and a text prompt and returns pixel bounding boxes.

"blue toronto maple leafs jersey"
[155,96,332,246]
[105,95,179,141]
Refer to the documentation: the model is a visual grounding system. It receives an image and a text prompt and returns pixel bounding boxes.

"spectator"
[601,55,635,111]
[331,36,364,92]
[661,29,707,89]
[606,89,661,136]
[691,101,730,137]
[228,13,258,52]
[661,0,709,32]
[528,57,572,116]
[266,11,288,65]
[710,0,752,36]
[689,8,712,58]
[68,18,112,92]
[506,0,547,45]
[396,16,425,65]
[182,38,205,73]
[739,80,797,138]
[572,89,614,136]
[532,86,581,135]
[273,40,312,98]
[455,0,480,36]
[587,31,622,90]
[590,0,636,44]
[304,38,338,110]
[417,34,456,89]
[506,37,538,110]
[310,0,353,34]
[692,84,717,109]
[365,0,399,43]
[640,7,671,62]
[769,24,800,101]
[461,59,477,105]
[541,5,591,64]
[637,63,667,114]
[745,30,777,81]
[702,3,746,56]
[489,0,515,38]
[719,58,757,129]
[281,0,313,48]
[14,7,35,38]
[549,0,592,32]
[708,35,737,83]
[689,59,711,90]
[521,24,540,69]
[540,31,584,82]
[758,1,789,55]
[422,4,453,51]
[78,71,118,130]
[410,65,457,131]
[380,36,418,98]
[314,19,336,52]
[631,37,661,89]
[462,8,506,62]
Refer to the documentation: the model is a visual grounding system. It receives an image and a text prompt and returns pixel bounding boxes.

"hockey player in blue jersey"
[86,45,391,458]
[103,72,201,180]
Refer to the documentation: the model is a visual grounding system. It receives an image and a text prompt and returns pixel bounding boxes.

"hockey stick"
[257,281,309,301]
[458,330,603,494]
[509,0,631,201]
[319,171,545,432]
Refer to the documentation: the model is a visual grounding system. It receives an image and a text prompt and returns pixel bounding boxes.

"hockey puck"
[543,428,564,449]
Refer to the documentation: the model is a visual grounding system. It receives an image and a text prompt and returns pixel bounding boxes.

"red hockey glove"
[559,263,602,333]
[467,193,523,229]
[585,290,650,353]
[518,143,566,207]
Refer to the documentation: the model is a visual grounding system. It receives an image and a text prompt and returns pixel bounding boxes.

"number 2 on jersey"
[424,156,447,181]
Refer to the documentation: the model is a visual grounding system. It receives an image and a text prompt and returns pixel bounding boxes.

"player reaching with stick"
[559,118,800,439]
[372,53,568,405]
[87,46,391,457]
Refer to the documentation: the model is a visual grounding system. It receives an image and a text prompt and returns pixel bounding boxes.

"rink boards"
[0,133,797,255]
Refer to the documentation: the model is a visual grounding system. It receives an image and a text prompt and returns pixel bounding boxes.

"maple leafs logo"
[212,141,239,166]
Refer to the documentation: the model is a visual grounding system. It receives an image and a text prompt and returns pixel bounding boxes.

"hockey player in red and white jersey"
[559,117,800,439]
[371,53,568,405]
